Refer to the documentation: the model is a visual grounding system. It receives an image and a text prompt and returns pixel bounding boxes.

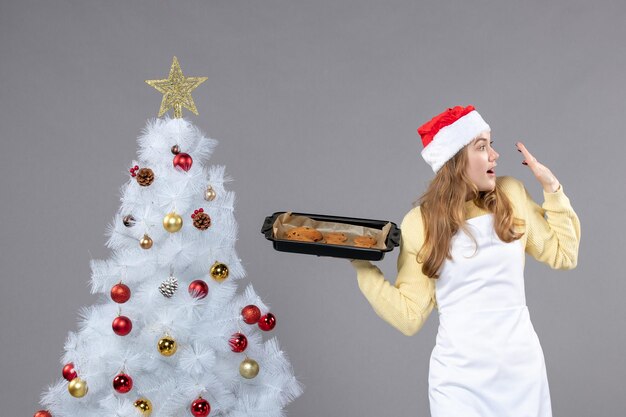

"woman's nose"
[490,148,499,161]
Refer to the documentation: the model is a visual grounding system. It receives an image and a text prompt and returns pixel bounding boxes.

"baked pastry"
[323,232,348,245]
[285,226,323,242]
[353,235,377,248]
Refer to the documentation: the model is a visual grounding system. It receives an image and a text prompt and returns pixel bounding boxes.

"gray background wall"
[1,0,624,416]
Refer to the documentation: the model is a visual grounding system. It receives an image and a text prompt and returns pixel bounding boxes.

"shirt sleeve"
[350,208,436,336]
[523,182,581,269]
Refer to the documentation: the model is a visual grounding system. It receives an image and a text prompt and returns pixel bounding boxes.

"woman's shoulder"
[402,205,423,223]
[496,175,524,193]
[402,175,527,227]
[399,206,426,249]
[497,175,528,201]
[401,206,425,236]
[496,175,528,215]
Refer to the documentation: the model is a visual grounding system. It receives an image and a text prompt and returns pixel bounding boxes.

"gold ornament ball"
[140,234,153,249]
[134,398,153,416]
[157,336,178,356]
[204,186,216,201]
[68,377,88,398]
[163,212,183,233]
[210,261,229,282]
[239,358,260,379]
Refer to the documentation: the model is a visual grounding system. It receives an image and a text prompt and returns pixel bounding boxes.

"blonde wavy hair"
[416,145,525,278]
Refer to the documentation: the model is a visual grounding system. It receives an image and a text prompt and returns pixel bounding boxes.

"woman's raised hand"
[516,142,561,193]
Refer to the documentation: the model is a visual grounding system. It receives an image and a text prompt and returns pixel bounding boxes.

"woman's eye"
[479,145,486,150]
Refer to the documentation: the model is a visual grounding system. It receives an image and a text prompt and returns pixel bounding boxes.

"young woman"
[350,105,580,417]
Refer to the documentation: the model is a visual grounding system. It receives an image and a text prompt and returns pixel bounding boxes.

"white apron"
[429,214,552,417]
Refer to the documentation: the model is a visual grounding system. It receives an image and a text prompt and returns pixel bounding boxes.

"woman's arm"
[350,208,436,336]
[523,183,581,269]
[515,142,581,269]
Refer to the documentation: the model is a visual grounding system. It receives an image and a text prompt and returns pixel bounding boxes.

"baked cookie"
[285,226,323,242]
[353,235,377,248]
[323,232,348,245]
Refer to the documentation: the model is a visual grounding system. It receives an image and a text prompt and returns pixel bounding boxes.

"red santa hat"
[417,105,490,173]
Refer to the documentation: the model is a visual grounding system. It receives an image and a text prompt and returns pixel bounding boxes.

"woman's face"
[465,131,499,192]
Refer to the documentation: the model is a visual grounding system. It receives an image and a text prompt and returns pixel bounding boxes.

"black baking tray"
[261,211,401,261]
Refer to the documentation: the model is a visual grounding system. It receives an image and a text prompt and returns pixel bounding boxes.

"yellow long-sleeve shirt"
[351,175,581,336]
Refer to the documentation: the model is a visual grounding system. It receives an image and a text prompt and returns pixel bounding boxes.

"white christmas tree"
[35,57,302,417]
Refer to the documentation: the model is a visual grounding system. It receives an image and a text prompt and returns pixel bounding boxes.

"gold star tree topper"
[145,57,208,118]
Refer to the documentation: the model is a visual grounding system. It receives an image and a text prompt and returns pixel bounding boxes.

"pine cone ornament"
[191,209,211,230]
[159,276,178,298]
[122,214,135,227]
[136,168,154,187]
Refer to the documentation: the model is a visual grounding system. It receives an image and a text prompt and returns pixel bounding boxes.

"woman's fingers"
[516,142,536,164]
[515,141,560,192]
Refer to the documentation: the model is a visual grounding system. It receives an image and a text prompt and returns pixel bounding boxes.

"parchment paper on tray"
[273,212,392,250]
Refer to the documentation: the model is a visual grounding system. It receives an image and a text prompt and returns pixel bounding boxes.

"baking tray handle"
[261,213,279,236]
[387,225,401,247]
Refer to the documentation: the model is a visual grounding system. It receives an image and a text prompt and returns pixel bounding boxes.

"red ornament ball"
[229,332,248,353]
[112,316,132,336]
[173,153,193,172]
[62,362,77,381]
[241,305,261,324]
[34,410,52,417]
[188,280,209,299]
[111,283,131,303]
[258,313,276,331]
[190,397,211,417]
[113,373,133,393]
